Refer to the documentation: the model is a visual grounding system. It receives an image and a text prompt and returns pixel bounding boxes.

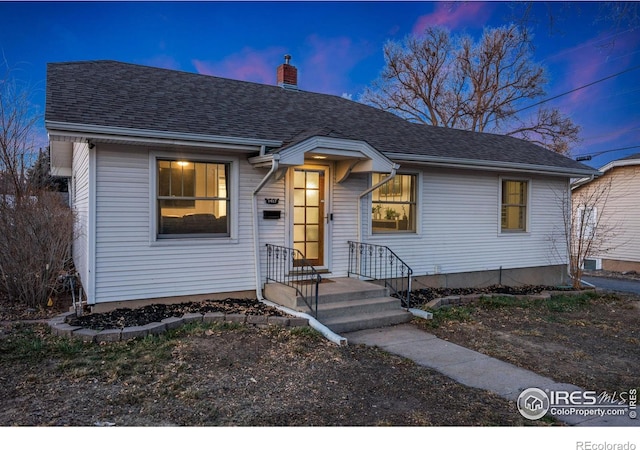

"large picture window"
[157,159,230,237]
[501,179,528,232]
[371,173,417,233]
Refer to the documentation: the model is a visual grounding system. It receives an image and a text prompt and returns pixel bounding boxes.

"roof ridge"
[47,59,330,95]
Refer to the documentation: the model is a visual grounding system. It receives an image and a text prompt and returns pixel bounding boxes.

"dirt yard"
[413,289,640,395]
[0,283,638,426]
[0,321,538,426]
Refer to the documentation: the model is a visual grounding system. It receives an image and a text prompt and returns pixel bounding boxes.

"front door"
[292,167,328,267]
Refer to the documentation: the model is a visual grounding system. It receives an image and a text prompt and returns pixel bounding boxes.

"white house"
[46,59,597,316]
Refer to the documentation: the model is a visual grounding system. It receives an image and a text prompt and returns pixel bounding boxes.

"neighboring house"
[572,153,640,272]
[46,59,597,312]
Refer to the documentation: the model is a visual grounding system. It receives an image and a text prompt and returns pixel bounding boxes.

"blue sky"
[1,1,639,169]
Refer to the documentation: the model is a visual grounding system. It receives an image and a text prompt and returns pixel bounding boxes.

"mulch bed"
[66,285,567,331]
[3,284,573,331]
[67,298,289,330]
[409,284,573,304]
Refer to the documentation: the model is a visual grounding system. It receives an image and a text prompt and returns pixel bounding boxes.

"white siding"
[331,172,367,276]
[255,169,286,285]
[71,142,90,295]
[93,144,263,304]
[90,145,571,304]
[357,166,568,278]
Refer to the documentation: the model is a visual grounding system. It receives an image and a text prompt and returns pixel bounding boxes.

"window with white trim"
[371,173,417,233]
[501,179,528,232]
[157,159,230,237]
[575,206,597,241]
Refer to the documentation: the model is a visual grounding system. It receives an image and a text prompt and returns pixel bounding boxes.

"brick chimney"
[277,54,298,89]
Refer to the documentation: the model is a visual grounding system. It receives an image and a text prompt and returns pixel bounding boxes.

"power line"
[489,64,640,123]
[575,145,640,161]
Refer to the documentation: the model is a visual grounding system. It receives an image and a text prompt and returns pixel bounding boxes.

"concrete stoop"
[264,277,413,334]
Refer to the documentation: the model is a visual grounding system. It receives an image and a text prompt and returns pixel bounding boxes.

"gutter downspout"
[251,155,346,346]
[355,164,422,315]
[260,298,348,346]
[252,154,280,302]
[356,164,399,243]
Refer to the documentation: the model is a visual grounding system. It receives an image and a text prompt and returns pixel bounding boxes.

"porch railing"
[265,244,321,318]
[347,241,413,308]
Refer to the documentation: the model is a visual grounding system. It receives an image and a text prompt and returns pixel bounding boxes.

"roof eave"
[572,156,639,189]
[597,157,640,173]
[385,153,599,178]
[45,121,283,151]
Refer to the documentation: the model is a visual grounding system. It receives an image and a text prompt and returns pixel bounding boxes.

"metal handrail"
[265,244,321,318]
[347,241,413,308]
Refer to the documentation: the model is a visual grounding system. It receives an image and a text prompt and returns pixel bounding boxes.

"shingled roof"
[46,60,594,175]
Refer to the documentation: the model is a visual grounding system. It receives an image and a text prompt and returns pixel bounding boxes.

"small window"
[371,173,417,233]
[575,206,596,240]
[157,159,230,237]
[501,180,528,232]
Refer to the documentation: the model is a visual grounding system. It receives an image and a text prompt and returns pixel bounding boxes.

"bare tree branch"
[0,59,40,199]
[362,24,581,154]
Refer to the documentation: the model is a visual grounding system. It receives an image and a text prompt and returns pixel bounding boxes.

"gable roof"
[572,153,639,190]
[46,60,596,177]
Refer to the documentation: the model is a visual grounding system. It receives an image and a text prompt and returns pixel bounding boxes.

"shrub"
[0,190,74,308]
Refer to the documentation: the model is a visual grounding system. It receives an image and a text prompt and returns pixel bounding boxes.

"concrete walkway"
[344,323,638,427]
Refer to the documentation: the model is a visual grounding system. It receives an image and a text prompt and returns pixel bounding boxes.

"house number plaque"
[265,198,280,205]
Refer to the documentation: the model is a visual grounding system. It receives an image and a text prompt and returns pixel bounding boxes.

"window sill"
[150,236,239,247]
[371,230,417,235]
[499,230,530,236]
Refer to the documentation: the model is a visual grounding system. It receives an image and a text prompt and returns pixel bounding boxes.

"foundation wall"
[412,264,569,290]
[602,259,640,273]
[90,290,257,314]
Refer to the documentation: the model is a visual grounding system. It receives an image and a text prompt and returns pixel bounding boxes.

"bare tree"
[549,178,618,289]
[362,24,580,155]
[0,61,75,308]
[0,60,39,199]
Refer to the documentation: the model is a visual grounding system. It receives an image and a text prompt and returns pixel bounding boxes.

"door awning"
[248,136,398,183]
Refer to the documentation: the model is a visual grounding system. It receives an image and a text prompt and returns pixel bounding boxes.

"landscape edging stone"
[47,311,309,343]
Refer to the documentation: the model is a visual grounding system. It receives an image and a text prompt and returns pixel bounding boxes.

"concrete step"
[264,278,389,310]
[321,310,413,334]
[315,296,402,320]
[315,279,389,304]
[264,277,413,334]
